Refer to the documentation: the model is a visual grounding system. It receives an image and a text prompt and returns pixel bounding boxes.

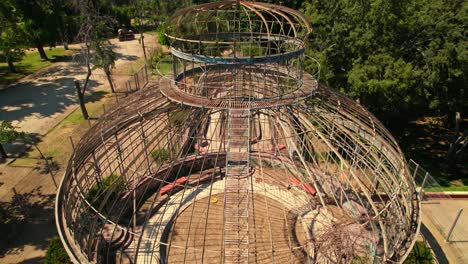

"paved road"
[422,199,468,263]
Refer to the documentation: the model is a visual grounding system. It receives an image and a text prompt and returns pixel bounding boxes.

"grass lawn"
[425,185,468,192]
[0,48,77,89]
[114,54,172,77]
[155,55,172,76]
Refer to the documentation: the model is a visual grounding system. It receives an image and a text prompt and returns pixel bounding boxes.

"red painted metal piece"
[160,177,188,195]
[289,177,316,195]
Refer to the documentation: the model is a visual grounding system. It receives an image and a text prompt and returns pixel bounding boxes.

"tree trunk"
[0,143,7,159]
[138,19,147,62]
[6,59,16,73]
[36,44,49,60]
[140,32,147,62]
[136,8,147,62]
[82,44,92,94]
[63,42,69,50]
[74,80,89,120]
[105,68,116,93]
[448,86,465,163]
[447,113,460,164]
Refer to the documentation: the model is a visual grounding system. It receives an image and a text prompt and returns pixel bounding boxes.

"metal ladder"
[223,109,251,263]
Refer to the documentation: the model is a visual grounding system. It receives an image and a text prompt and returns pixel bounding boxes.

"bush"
[45,237,71,264]
[86,174,125,210]
[151,148,170,164]
[404,241,434,264]
[157,22,169,46]
[148,46,165,71]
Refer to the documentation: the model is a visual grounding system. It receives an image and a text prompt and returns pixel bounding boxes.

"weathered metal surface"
[55,1,420,263]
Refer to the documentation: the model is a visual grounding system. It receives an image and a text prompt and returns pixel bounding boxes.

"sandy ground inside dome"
[122,165,314,264]
[166,193,307,263]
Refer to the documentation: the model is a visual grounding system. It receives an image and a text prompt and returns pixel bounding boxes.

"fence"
[409,159,468,262]
[121,65,149,93]
[409,159,450,200]
[79,66,149,95]
[72,49,149,94]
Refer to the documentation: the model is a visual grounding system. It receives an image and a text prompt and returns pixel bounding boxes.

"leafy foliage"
[86,174,125,210]
[148,46,165,72]
[169,110,190,127]
[157,21,170,47]
[45,237,71,264]
[0,121,24,144]
[303,0,467,118]
[404,241,434,264]
[0,0,26,72]
[151,148,170,164]
[302,0,467,181]
[92,39,117,74]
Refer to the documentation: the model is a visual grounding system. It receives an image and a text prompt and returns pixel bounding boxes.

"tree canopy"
[303,0,467,119]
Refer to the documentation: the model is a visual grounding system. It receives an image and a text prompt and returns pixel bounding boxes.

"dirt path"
[0,165,59,264]
[0,35,157,153]
[0,34,157,263]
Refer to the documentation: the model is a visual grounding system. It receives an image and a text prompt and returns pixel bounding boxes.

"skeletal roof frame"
[56,1,421,263]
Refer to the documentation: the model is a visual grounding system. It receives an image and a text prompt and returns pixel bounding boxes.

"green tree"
[0,0,26,72]
[303,0,466,118]
[157,21,170,47]
[303,0,468,167]
[0,121,25,160]
[14,0,62,60]
[0,25,26,73]
[92,38,117,93]
[73,0,117,94]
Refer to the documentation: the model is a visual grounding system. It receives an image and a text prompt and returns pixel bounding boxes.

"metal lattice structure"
[56,1,421,263]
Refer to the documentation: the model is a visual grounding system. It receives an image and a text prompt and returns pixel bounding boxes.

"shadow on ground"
[0,186,57,258]
[16,256,45,264]
[115,52,139,61]
[420,223,449,264]
[0,52,78,90]
[0,76,101,124]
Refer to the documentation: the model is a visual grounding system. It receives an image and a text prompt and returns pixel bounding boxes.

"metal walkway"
[223,109,251,263]
[159,74,318,110]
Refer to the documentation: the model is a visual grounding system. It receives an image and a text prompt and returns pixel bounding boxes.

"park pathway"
[0,35,157,263]
[0,36,156,154]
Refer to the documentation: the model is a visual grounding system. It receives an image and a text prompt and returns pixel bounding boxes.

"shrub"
[404,241,434,264]
[148,46,165,71]
[157,22,169,47]
[86,173,125,210]
[151,148,170,164]
[45,237,71,264]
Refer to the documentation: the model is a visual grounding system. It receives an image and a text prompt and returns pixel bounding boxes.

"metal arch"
[56,2,420,264]
[170,46,304,64]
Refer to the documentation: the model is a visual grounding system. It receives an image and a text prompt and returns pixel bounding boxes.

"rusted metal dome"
[56,2,420,264]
